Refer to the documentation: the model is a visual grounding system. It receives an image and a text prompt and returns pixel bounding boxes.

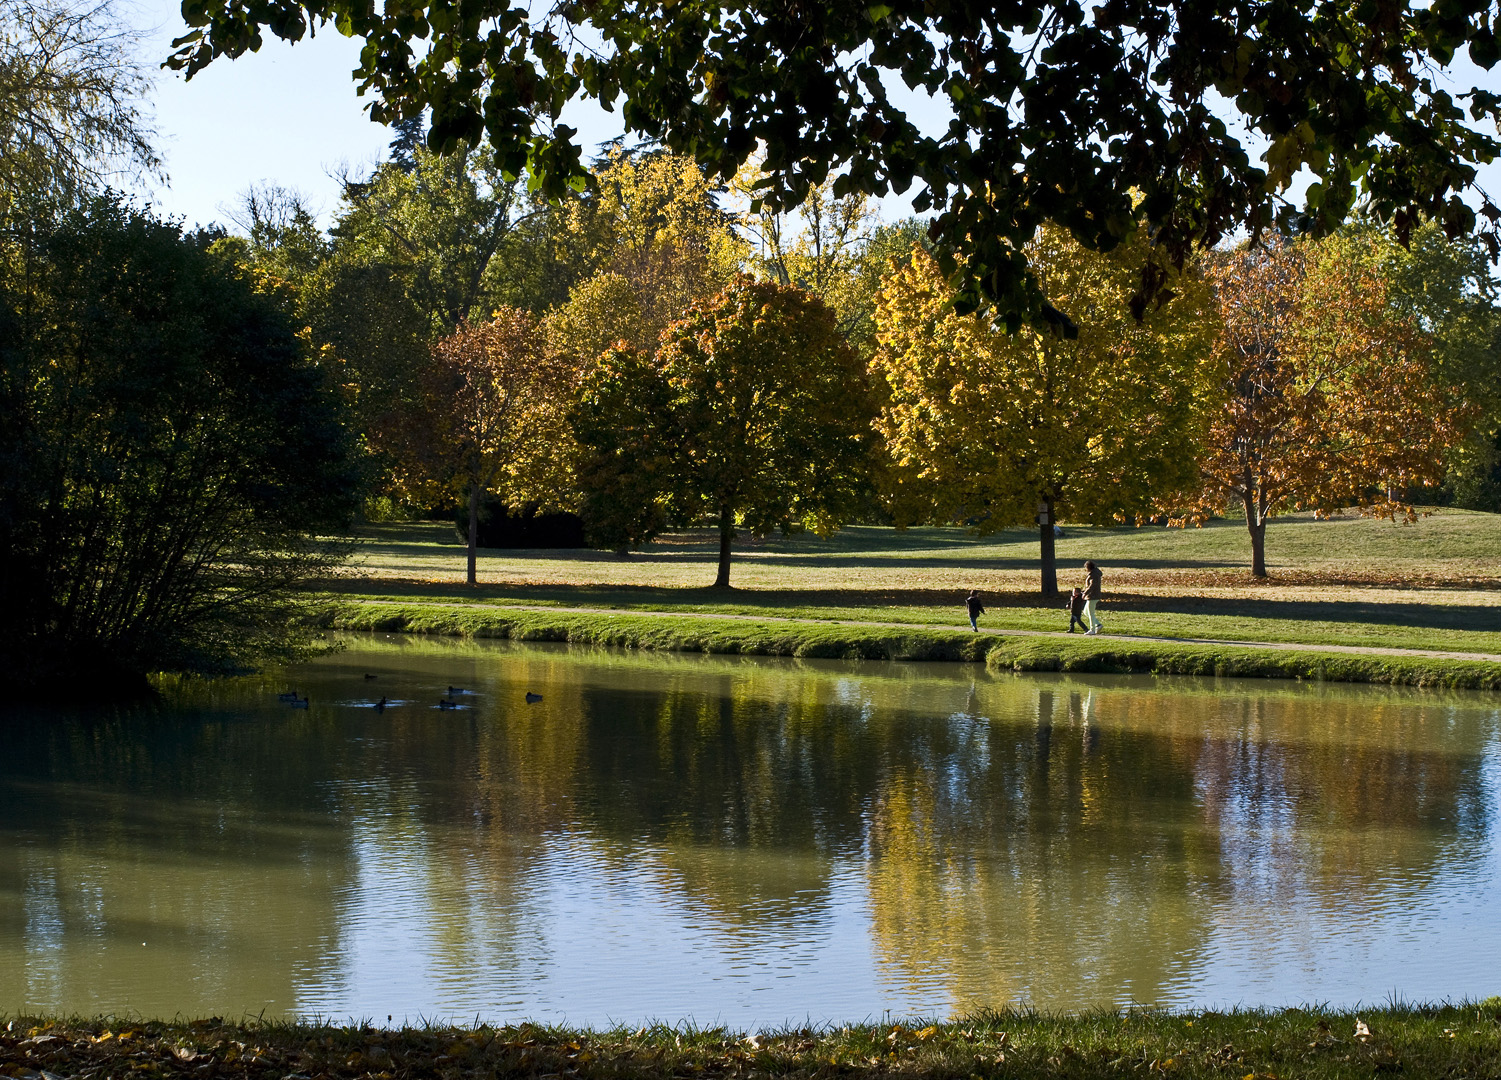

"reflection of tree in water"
[0,703,355,1015]
[553,674,1218,1007]
[265,649,1496,1016]
[1186,690,1492,908]
[570,670,884,926]
[556,671,1492,1012]
[863,687,1220,1012]
[334,650,594,989]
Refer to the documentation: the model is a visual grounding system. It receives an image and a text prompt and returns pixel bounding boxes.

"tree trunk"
[1039,494,1058,597]
[467,480,480,587]
[714,505,734,588]
[1243,491,1267,578]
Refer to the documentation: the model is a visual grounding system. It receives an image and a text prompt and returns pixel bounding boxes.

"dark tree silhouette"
[0,198,364,693]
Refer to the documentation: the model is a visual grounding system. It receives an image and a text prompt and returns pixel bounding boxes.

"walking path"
[342,598,1501,665]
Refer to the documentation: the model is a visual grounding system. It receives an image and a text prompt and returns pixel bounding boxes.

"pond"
[1,635,1498,1026]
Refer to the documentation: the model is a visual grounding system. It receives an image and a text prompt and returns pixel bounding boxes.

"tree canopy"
[573,277,873,586]
[1165,235,1468,576]
[872,230,1216,593]
[0,198,364,691]
[545,148,745,362]
[168,0,1501,325]
[1373,220,1501,510]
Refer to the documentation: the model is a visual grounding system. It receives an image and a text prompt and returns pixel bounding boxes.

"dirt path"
[341,598,1501,665]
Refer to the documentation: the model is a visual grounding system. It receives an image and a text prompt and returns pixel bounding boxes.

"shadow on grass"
[347,524,1248,573]
[354,521,1031,554]
[1119,594,1499,632]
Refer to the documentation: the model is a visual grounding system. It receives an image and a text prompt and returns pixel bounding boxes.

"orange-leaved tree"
[403,307,577,584]
[1167,236,1471,577]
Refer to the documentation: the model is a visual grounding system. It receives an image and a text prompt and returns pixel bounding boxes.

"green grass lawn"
[7,1007,1501,1080]
[325,510,1501,657]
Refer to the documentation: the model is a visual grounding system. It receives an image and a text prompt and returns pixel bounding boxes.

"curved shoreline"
[310,601,1501,690]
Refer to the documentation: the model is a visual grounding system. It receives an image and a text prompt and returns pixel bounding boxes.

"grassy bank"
[6,1007,1501,1080]
[312,601,1501,689]
[327,512,1501,658]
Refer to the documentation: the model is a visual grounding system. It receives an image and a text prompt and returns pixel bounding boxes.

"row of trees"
[214,131,1501,594]
[2,130,1486,697]
[327,156,1489,590]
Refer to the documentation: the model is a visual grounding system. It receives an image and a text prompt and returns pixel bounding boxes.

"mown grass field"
[325,510,1501,657]
[6,1007,1501,1080]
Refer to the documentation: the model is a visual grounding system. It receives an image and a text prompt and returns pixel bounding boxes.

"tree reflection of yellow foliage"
[305,643,1495,1014]
[866,770,974,1012]
[863,687,1226,1012]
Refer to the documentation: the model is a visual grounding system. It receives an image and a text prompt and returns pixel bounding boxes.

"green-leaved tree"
[0,198,364,692]
[577,277,874,587]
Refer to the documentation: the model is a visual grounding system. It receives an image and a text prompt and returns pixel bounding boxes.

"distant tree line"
[234,130,1501,596]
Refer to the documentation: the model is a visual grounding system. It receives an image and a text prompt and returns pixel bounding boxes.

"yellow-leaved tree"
[734,165,878,339]
[547,149,746,364]
[871,225,1217,595]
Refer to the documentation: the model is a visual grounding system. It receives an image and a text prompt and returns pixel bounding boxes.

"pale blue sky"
[134,0,425,229]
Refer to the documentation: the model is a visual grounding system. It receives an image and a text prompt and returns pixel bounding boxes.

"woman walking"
[1082,561,1104,635]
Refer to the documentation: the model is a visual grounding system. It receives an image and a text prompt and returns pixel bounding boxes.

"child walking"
[1065,588,1088,633]
[965,589,985,632]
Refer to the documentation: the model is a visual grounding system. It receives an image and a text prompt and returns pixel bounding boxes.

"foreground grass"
[311,602,1501,689]
[326,511,1501,659]
[6,1008,1501,1080]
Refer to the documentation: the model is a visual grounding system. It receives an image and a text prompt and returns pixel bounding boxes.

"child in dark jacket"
[965,590,985,632]
[1066,588,1088,633]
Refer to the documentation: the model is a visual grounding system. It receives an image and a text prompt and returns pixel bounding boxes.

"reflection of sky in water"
[317,827,890,1026]
[1,638,1499,1026]
[1186,717,1501,1010]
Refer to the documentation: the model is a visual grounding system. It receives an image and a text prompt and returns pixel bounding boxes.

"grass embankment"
[312,602,1501,689]
[315,510,1501,687]
[7,1008,1501,1080]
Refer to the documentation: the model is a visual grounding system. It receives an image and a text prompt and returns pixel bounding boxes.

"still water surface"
[2,635,1499,1025]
